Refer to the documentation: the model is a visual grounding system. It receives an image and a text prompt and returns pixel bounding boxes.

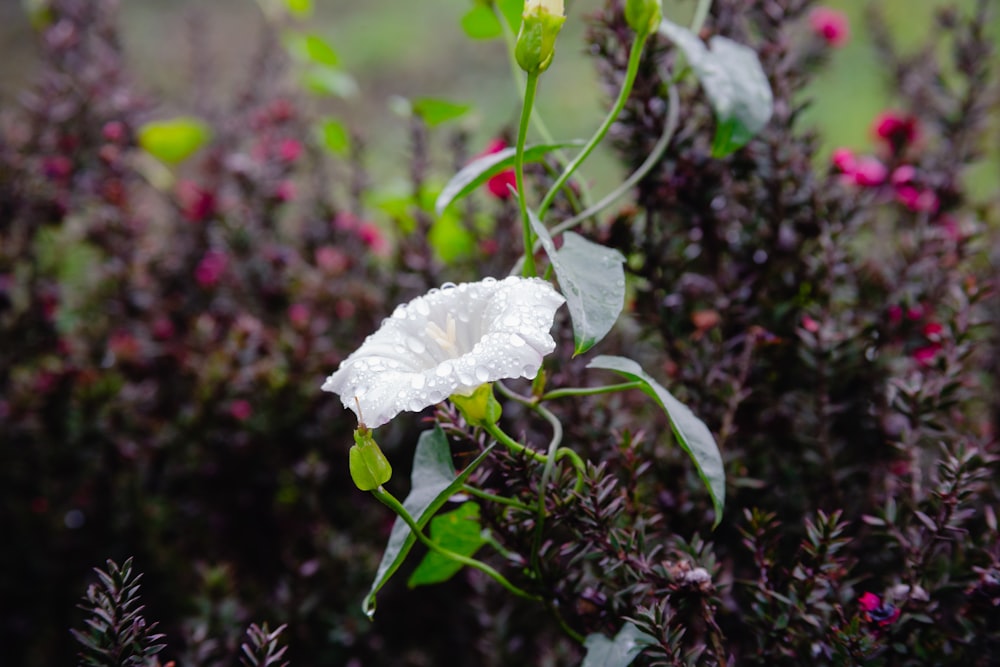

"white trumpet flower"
[322,277,565,428]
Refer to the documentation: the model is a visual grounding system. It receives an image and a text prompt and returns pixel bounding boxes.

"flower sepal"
[349,426,393,491]
[451,383,502,427]
[624,0,661,37]
[515,0,566,74]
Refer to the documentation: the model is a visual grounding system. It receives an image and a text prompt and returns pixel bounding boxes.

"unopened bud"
[349,426,392,491]
[624,0,662,36]
[515,0,567,74]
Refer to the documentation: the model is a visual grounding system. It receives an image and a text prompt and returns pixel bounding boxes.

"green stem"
[483,420,546,465]
[555,447,586,494]
[517,70,540,277]
[463,485,535,512]
[549,84,680,237]
[537,30,649,220]
[542,381,644,401]
[372,487,540,601]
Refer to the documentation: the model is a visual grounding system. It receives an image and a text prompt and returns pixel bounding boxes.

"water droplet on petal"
[474,365,490,382]
[406,337,426,354]
[441,282,457,290]
[410,374,426,389]
[436,360,453,377]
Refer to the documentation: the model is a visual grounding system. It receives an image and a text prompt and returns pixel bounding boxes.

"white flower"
[322,277,565,428]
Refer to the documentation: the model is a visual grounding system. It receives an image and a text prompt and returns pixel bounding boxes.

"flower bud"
[515,0,567,74]
[349,426,392,491]
[624,0,662,37]
[451,383,502,427]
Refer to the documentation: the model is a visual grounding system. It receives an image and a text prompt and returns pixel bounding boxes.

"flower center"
[425,313,459,356]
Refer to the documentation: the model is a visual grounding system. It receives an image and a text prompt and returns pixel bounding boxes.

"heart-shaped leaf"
[658,19,773,157]
[137,117,211,165]
[364,427,495,617]
[586,355,725,526]
[408,501,486,587]
[412,98,472,128]
[529,211,625,355]
[435,140,583,216]
[582,622,656,667]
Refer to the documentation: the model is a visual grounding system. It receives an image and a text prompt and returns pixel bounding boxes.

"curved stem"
[542,381,644,401]
[537,31,650,221]
[549,84,680,237]
[555,447,586,494]
[463,485,535,512]
[372,487,540,601]
[483,420,546,465]
[516,70,541,277]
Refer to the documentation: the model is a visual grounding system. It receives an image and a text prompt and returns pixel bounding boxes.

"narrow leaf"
[582,622,656,667]
[408,502,486,587]
[317,117,350,155]
[285,32,340,66]
[658,18,773,157]
[497,0,524,31]
[284,0,312,17]
[435,140,583,216]
[587,355,726,526]
[137,117,211,165]
[364,427,495,617]
[529,211,625,355]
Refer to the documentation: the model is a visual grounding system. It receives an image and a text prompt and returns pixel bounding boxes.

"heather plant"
[3,0,998,666]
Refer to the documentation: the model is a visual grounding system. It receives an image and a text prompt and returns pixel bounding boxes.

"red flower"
[809,7,850,48]
[195,251,227,288]
[851,156,888,187]
[913,344,941,367]
[357,222,389,257]
[278,138,303,163]
[831,147,856,174]
[872,110,919,153]
[176,180,216,222]
[481,139,517,199]
[858,592,901,627]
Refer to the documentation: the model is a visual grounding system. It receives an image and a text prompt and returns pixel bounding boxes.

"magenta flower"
[809,7,850,48]
[195,250,227,288]
[229,399,253,421]
[481,139,517,199]
[872,110,919,152]
[858,592,901,627]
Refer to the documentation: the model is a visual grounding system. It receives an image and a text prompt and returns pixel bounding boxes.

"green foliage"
[137,117,211,164]
[408,502,487,587]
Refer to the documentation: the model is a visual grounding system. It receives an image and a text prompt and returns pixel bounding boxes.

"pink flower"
[894,185,939,213]
[913,344,941,367]
[851,157,888,187]
[278,138,303,163]
[891,165,916,186]
[315,245,349,275]
[809,7,850,47]
[831,147,856,174]
[872,110,919,152]
[151,317,176,341]
[887,305,903,325]
[289,302,310,328]
[858,592,901,627]
[481,139,517,200]
[357,222,389,256]
[274,180,297,202]
[229,399,253,421]
[801,315,820,333]
[923,321,943,340]
[176,180,216,222]
[42,155,73,182]
[195,250,228,288]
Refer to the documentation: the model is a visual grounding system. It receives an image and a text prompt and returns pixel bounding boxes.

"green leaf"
[435,140,583,216]
[285,32,340,66]
[529,211,625,355]
[658,19,773,157]
[582,622,656,667]
[408,502,486,587]
[137,117,211,165]
[428,210,475,262]
[498,0,524,31]
[586,355,726,526]
[461,4,503,39]
[317,118,350,155]
[300,67,358,98]
[364,427,495,617]
[284,0,312,17]
[411,98,472,128]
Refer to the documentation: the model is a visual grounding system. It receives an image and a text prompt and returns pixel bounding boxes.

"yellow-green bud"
[624,0,662,36]
[515,0,567,74]
[349,426,392,491]
[450,383,502,427]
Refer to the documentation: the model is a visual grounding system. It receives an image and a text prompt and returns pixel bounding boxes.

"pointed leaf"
[317,117,350,156]
[658,19,773,157]
[461,4,503,40]
[435,140,583,216]
[284,32,340,66]
[137,117,211,165]
[365,427,495,617]
[498,0,524,31]
[408,501,486,587]
[587,355,725,526]
[284,0,312,18]
[582,622,656,667]
[300,66,358,98]
[529,211,625,355]
[411,98,472,128]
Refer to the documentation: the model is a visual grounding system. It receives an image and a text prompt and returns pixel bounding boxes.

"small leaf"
[658,18,773,157]
[365,427,495,617]
[408,502,486,587]
[461,4,503,40]
[137,117,211,165]
[317,118,350,155]
[285,32,340,66]
[497,0,524,31]
[435,140,583,216]
[428,210,476,262]
[587,355,726,526]
[582,622,656,667]
[529,211,625,355]
[411,98,472,128]
[300,67,358,98]
[284,0,312,17]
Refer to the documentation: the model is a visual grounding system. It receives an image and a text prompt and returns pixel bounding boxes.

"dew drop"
[414,300,431,316]
[436,360,453,377]
[441,282,457,290]
[410,374,426,389]
[408,396,427,411]
[474,365,490,382]
[509,333,525,347]
[482,276,497,284]
[406,337,426,354]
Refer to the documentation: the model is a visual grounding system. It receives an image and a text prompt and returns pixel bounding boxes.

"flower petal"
[322,277,565,427]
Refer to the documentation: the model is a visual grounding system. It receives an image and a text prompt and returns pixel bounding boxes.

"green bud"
[349,426,392,491]
[514,0,567,74]
[624,0,662,37]
[451,383,502,427]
